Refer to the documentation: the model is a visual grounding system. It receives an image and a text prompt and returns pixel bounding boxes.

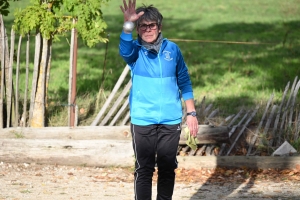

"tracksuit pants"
[130,123,181,200]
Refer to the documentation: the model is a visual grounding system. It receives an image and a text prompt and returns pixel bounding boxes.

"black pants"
[131,123,181,200]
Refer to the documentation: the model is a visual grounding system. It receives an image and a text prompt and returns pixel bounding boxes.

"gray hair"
[136,4,163,27]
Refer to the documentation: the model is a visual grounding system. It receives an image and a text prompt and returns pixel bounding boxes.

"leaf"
[295,164,300,172]
[225,170,234,176]
[12,0,109,46]
[0,10,9,16]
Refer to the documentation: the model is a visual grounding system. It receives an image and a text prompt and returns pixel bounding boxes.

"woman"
[119,0,199,199]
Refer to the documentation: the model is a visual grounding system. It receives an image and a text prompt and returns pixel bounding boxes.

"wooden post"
[6,29,15,128]
[0,15,5,128]
[69,19,77,127]
[28,33,41,126]
[22,33,30,127]
[15,35,22,127]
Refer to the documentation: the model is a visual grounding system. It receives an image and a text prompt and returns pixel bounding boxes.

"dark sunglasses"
[138,23,158,31]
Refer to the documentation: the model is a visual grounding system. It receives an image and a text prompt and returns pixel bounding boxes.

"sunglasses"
[138,23,158,31]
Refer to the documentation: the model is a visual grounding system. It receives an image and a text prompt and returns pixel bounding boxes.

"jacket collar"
[138,33,164,53]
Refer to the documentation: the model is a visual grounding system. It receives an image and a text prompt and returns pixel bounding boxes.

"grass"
[3,0,300,126]
[13,131,24,138]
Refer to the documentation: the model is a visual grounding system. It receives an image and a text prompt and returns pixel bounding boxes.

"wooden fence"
[91,69,300,156]
[1,14,299,156]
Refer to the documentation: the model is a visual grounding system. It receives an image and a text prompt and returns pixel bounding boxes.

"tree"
[0,0,11,16]
[0,0,20,16]
[12,0,109,127]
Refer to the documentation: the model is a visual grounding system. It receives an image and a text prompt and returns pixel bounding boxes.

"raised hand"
[120,0,144,22]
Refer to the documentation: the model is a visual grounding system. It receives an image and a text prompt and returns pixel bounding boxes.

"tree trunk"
[21,34,30,127]
[30,38,50,127]
[28,33,41,126]
[15,35,22,127]
[68,21,76,127]
[0,15,5,128]
[45,39,52,125]
[6,29,15,127]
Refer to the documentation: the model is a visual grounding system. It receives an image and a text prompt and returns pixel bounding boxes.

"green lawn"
[3,0,300,126]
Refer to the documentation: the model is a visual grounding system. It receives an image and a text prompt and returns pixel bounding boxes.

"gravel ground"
[1,161,300,200]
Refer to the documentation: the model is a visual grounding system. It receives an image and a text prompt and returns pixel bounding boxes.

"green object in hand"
[184,127,199,150]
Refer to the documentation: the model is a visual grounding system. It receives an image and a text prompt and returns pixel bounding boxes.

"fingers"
[187,124,197,136]
[123,0,128,10]
[126,0,134,11]
[120,0,130,13]
[121,0,140,19]
[120,6,125,13]
[191,126,198,137]
[137,11,144,17]
[186,117,198,137]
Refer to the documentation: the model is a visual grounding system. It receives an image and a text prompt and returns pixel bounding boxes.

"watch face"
[188,111,197,117]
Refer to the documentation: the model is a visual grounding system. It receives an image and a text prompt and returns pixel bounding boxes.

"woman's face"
[136,20,161,43]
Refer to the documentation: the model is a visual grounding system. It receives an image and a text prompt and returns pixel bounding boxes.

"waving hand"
[120,0,144,22]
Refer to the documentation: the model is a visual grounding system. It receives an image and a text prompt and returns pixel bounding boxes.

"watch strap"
[187,111,197,117]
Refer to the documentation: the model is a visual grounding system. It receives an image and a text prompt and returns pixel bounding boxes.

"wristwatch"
[187,111,197,117]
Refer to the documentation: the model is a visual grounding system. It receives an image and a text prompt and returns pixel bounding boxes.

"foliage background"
[3,0,300,126]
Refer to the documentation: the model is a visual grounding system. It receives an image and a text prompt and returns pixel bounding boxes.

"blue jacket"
[119,31,194,125]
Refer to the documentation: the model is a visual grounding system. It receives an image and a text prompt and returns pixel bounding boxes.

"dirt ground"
[1,161,300,200]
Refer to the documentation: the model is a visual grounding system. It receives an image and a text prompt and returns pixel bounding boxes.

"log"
[1,138,299,170]
[1,125,230,144]
[0,126,133,140]
[177,156,300,169]
[179,125,230,145]
[0,125,229,168]
[0,129,298,170]
[0,139,134,167]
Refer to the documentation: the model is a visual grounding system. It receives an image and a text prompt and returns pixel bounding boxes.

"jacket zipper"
[157,45,163,124]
